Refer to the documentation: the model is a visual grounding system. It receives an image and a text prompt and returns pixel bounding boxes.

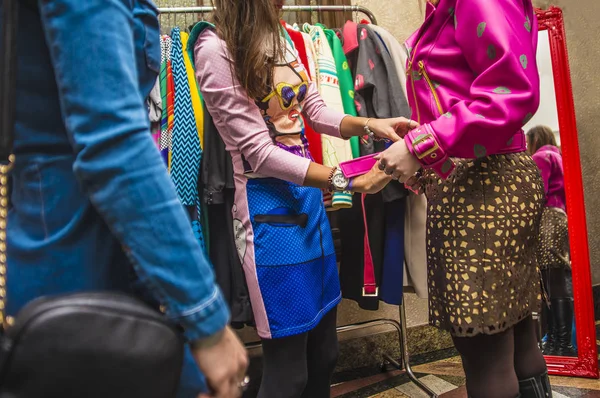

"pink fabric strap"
[361,193,378,297]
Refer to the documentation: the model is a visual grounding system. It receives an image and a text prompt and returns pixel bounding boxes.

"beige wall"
[355,0,600,286]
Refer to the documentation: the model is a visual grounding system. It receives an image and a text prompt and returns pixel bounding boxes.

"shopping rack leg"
[381,300,438,398]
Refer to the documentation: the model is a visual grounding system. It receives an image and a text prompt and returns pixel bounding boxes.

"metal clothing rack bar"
[157,5,378,25]
[157,4,434,396]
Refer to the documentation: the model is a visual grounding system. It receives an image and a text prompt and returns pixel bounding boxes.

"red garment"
[284,24,323,165]
[167,60,175,132]
[166,58,175,167]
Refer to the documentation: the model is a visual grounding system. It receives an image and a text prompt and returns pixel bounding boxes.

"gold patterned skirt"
[423,152,544,337]
[536,207,570,270]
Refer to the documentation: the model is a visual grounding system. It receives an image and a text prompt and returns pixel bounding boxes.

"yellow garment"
[181,32,205,149]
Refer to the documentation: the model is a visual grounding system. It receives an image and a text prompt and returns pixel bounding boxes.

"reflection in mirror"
[525,30,576,358]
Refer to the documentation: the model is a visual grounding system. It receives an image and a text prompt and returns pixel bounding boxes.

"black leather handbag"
[0,1,184,397]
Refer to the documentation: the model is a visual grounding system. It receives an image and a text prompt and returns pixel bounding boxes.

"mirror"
[529,7,598,378]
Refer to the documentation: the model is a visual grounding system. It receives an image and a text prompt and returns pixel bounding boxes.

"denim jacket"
[6,0,229,362]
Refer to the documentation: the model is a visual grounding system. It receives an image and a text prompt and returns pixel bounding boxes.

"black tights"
[257,308,338,398]
[452,316,547,398]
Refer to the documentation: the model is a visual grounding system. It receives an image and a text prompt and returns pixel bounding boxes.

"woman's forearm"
[340,116,370,139]
[303,162,334,189]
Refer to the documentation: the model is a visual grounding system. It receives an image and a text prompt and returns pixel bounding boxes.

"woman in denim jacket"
[5,1,246,397]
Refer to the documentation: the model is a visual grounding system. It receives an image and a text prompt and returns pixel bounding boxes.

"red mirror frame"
[536,6,599,379]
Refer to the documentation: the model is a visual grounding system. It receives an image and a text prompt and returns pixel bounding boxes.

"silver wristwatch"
[331,168,350,191]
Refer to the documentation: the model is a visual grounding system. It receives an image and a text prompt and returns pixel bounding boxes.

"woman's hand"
[351,164,393,194]
[367,118,419,142]
[192,326,249,398]
[404,174,425,195]
[375,139,422,183]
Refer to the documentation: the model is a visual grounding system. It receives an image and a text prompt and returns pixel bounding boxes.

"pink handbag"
[339,153,378,178]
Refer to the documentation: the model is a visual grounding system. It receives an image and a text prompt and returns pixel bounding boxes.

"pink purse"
[339,153,378,178]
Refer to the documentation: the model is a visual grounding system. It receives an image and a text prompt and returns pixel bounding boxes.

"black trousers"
[257,307,339,398]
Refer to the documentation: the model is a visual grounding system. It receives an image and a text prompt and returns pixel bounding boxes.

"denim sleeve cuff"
[405,124,455,180]
[169,286,231,342]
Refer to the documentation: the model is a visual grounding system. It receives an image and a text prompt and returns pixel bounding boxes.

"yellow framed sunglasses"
[261,81,309,111]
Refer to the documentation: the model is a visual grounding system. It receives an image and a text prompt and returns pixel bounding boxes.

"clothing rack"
[157,5,378,25]
[157,5,435,397]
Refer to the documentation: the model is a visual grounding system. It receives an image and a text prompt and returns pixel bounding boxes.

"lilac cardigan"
[532,145,566,211]
[404,0,540,178]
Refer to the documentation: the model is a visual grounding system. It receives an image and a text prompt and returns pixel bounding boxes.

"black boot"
[551,298,577,357]
[541,303,556,355]
[519,371,552,398]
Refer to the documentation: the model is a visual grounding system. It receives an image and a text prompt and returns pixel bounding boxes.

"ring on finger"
[239,376,250,391]
[378,161,386,171]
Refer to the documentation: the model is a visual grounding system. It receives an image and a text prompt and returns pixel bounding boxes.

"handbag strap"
[0,0,19,329]
[361,193,378,297]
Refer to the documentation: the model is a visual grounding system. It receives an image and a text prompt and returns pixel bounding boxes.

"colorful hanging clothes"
[167,42,175,169]
[302,23,353,210]
[170,27,206,252]
[181,31,206,149]
[342,21,410,203]
[301,31,321,91]
[159,35,173,166]
[147,78,162,147]
[366,24,428,299]
[284,24,323,165]
[338,22,411,311]
[367,24,409,99]
[319,24,360,159]
[181,30,210,247]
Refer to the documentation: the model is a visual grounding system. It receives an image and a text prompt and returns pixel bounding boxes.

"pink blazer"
[404,0,540,178]
[532,145,566,211]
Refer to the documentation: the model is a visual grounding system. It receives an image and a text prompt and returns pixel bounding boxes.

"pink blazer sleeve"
[410,0,540,164]
[194,30,311,186]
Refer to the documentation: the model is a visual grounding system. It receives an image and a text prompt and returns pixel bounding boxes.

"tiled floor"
[243,323,600,397]
[329,323,600,398]
[332,358,600,397]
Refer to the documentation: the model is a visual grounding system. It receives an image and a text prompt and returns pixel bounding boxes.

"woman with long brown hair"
[527,125,575,357]
[188,1,415,396]
[377,0,550,397]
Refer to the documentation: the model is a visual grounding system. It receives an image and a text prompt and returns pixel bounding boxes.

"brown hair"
[212,0,284,99]
[526,125,557,154]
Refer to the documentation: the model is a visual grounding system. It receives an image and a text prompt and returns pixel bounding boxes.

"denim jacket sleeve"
[36,0,230,342]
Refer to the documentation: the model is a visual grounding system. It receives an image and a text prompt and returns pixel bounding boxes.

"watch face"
[333,172,349,190]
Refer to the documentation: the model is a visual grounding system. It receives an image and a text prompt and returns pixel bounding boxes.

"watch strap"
[327,167,337,193]
[347,176,354,192]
